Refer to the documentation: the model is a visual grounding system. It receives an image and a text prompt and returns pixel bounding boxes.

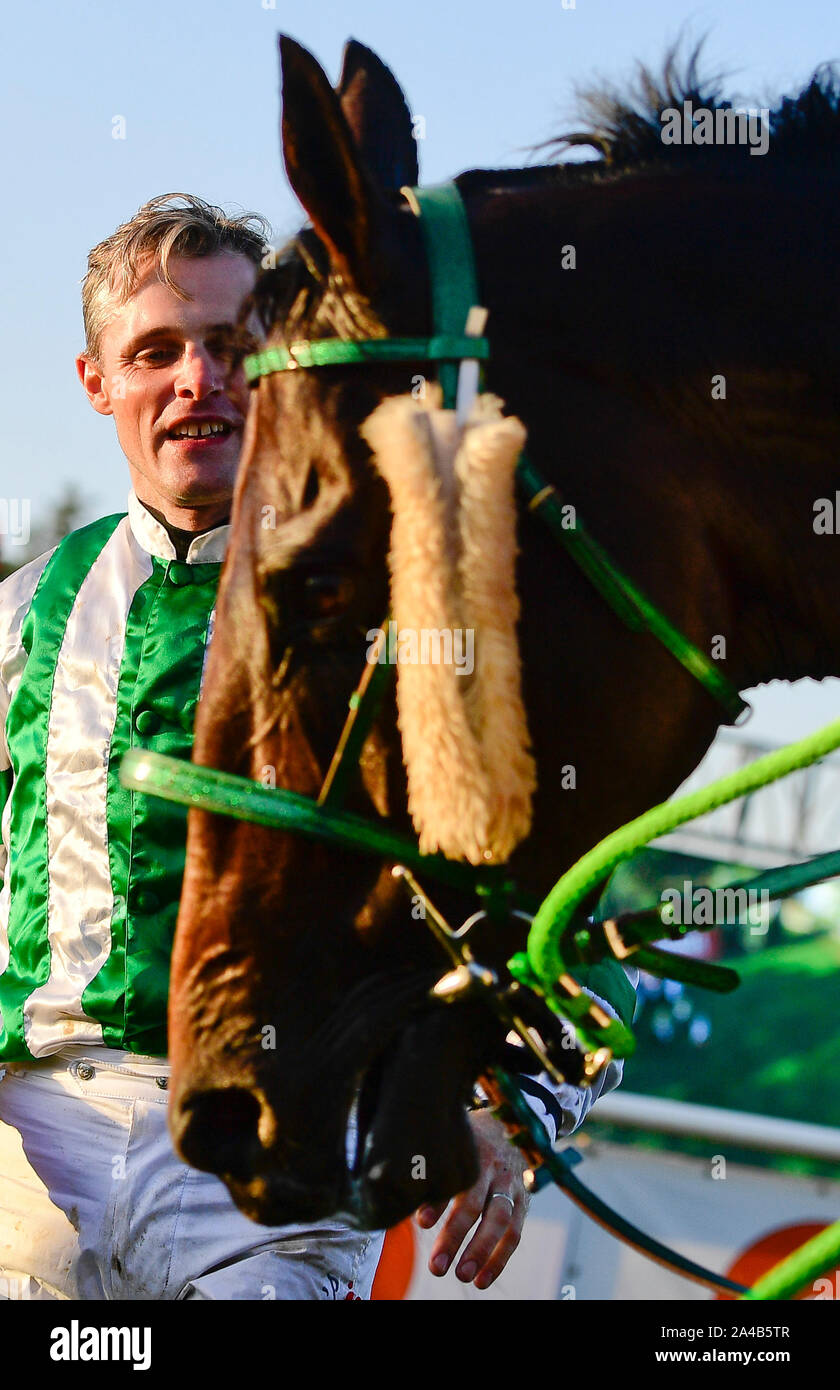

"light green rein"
[506,714,840,1302]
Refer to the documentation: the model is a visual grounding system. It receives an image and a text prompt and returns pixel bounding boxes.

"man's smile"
[161,411,243,452]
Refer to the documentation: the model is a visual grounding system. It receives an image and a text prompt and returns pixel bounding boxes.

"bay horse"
[170,36,840,1229]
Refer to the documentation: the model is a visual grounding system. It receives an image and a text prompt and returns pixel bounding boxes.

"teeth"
[171,421,230,438]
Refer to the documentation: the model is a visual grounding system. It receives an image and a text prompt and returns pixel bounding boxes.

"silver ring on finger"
[488,1191,515,1213]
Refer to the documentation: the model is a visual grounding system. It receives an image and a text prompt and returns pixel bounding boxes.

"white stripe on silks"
[0,549,57,985]
[0,548,57,767]
[200,608,216,694]
[24,520,152,1056]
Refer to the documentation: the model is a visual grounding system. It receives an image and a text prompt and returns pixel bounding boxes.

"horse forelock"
[246,227,388,349]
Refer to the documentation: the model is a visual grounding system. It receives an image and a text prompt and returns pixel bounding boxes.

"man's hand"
[414,1109,530,1289]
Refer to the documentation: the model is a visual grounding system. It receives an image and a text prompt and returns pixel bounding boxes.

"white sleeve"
[505,967,638,1142]
[0,551,56,887]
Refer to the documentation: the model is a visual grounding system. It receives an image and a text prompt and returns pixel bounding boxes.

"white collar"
[127,491,230,564]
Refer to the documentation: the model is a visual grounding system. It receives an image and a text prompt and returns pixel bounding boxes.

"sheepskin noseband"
[361,387,535,865]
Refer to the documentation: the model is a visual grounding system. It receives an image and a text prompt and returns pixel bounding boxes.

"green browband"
[243,334,489,381]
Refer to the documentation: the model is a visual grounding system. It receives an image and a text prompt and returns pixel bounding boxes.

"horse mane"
[453,43,840,195]
[541,41,840,172]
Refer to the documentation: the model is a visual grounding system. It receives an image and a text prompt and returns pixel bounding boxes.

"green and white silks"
[0,494,226,1060]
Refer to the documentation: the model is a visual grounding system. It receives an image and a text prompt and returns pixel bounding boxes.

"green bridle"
[120,181,840,1301]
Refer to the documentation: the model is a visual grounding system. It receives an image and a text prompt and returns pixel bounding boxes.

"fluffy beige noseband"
[360,386,535,865]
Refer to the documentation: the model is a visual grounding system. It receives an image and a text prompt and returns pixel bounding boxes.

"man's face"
[77,251,259,527]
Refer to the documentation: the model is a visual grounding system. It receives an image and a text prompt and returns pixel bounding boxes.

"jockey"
[0,193,631,1300]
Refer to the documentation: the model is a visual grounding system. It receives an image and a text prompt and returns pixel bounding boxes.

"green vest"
[0,504,222,1059]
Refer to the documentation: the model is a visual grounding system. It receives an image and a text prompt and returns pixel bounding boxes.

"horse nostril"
[176,1087,265,1183]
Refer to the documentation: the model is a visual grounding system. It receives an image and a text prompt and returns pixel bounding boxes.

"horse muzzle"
[168,995,501,1230]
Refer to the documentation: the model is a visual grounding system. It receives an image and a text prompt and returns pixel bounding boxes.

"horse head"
[170,37,517,1229]
[170,35,840,1228]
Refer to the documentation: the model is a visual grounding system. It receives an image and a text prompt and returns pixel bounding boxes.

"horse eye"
[302,572,354,619]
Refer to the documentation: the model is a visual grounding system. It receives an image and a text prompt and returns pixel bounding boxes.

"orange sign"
[717,1222,838,1300]
[371,1219,417,1300]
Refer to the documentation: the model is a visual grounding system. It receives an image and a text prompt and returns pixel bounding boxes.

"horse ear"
[337,39,419,190]
[279,34,387,288]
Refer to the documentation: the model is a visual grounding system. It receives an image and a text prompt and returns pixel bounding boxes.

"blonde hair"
[81,192,271,360]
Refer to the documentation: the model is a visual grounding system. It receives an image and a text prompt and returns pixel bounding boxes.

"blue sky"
[1,0,837,739]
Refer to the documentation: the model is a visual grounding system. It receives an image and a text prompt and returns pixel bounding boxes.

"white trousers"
[0,1047,383,1300]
